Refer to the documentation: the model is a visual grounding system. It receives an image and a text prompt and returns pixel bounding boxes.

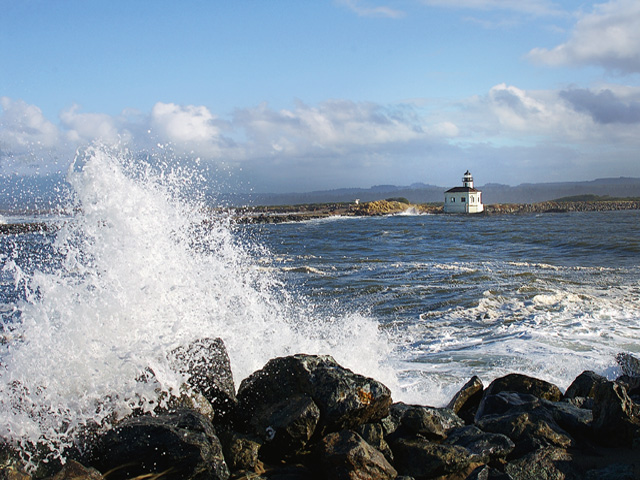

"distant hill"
[2,173,640,212]
[222,177,640,206]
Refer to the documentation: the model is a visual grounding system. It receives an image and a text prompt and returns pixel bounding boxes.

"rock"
[616,374,640,401]
[390,436,475,479]
[170,338,237,421]
[563,371,608,400]
[466,465,513,480]
[444,425,515,463]
[0,465,30,480]
[44,460,103,480]
[616,352,640,377]
[354,422,393,462]
[476,411,573,457]
[219,431,263,473]
[503,447,578,480]
[539,399,592,440]
[585,463,636,480]
[86,409,229,480]
[476,374,562,421]
[475,392,541,421]
[249,394,320,459]
[236,355,392,436]
[447,376,484,424]
[388,402,464,440]
[318,430,397,480]
[591,380,640,446]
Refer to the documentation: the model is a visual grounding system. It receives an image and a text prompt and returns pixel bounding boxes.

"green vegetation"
[385,197,410,204]
[554,194,640,202]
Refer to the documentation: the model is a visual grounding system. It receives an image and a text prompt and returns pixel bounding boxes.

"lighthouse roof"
[445,186,480,193]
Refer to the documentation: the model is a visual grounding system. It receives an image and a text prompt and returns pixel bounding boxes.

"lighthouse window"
[470,196,474,202]
[461,197,466,202]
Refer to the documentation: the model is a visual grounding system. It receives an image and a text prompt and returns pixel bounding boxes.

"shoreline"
[2,200,639,234]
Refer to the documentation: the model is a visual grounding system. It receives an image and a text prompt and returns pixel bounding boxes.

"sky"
[1,0,640,193]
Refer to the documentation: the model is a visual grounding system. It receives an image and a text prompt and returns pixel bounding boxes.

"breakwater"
[1,340,639,479]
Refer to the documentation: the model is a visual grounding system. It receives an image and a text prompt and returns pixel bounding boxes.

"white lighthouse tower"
[444,170,484,213]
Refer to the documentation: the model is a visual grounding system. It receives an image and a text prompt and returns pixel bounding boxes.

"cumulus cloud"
[0,97,61,151]
[60,104,123,144]
[560,88,640,124]
[528,0,640,73]
[335,0,405,18]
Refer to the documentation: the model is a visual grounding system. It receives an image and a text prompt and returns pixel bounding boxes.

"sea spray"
[0,146,396,464]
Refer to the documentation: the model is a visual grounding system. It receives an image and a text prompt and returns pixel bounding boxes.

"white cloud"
[528,0,640,73]
[60,104,123,144]
[335,0,405,18]
[0,97,61,151]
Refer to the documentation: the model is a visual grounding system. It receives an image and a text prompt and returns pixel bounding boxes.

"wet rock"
[616,374,640,402]
[476,374,562,421]
[318,430,397,480]
[44,460,103,480]
[388,402,464,440]
[248,394,320,459]
[236,355,391,436]
[219,431,263,473]
[585,463,636,480]
[390,436,475,479]
[86,409,229,480]
[503,447,578,480]
[466,465,513,480]
[539,399,592,440]
[0,465,30,480]
[592,380,640,446]
[563,371,607,401]
[616,352,640,377]
[170,337,237,421]
[447,375,484,424]
[354,422,393,462]
[476,411,573,457]
[475,392,541,421]
[444,425,515,463]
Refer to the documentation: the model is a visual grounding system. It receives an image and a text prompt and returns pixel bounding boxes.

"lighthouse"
[444,170,484,213]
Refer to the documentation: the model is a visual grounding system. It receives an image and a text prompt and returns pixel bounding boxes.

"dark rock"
[444,425,515,463]
[249,394,320,459]
[170,338,237,421]
[44,460,103,480]
[447,375,484,424]
[585,463,636,480]
[592,380,640,446]
[262,464,315,480]
[354,422,393,462]
[476,411,573,457]
[219,431,263,473]
[503,447,578,480]
[318,430,397,480]
[388,402,464,440]
[563,371,607,401]
[86,409,229,480]
[390,436,475,479]
[475,392,540,421]
[616,374,640,401]
[236,355,392,436]
[616,352,640,377]
[466,465,513,480]
[0,465,30,480]
[539,399,592,440]
[476,374,562,421]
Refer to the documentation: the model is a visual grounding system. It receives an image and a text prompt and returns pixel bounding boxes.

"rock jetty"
[1,339,639,480]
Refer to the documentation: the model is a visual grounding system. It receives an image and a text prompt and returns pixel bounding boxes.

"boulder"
[616,352,640,377]
[390,436,475,479]
[563,371,607,401]
[45,460,103,480]
[86,409,229,480]
[388,403,464,440]
[503,447,579,480]
[170,338,237,421]
[592,380,640,446]
[218,431,263,473]
[318,430,397,480]
[249,394,320,459]
[236,355,391,436]
[475,374,562,421]
[444,425,515,464]
[354,422,394,462]
[475,392,540,421]
[476,411,573,458]
[447,375,484,424]
[466,465,514,480]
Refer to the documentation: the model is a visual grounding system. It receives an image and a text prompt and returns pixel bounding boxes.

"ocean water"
[1,147,639,463]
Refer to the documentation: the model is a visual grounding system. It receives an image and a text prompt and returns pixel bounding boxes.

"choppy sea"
[1,147,639,461]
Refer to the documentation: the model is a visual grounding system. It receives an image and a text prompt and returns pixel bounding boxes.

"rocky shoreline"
[1,340,639,480]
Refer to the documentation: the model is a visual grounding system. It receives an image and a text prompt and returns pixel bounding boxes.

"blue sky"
[1,0,640,192]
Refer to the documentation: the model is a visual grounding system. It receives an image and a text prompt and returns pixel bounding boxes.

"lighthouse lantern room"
[444,170,484,213]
